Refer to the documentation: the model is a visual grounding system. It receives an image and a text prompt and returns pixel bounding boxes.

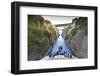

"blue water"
[48,35,76,59]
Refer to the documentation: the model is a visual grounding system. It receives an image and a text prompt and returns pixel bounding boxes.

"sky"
[42,15,75,25]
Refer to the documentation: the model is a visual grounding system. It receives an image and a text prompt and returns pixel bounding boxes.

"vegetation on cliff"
[28,15,58,60]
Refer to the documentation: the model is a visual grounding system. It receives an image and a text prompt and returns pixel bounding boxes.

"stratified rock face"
[62,17,88,58]
[70,29,88,58]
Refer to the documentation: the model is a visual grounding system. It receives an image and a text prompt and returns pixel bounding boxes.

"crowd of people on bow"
[48,46,73,59]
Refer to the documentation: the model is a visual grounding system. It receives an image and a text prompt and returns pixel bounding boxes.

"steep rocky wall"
[62,17,88,58]
[70,29,88,58]
[28,15,59,60]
